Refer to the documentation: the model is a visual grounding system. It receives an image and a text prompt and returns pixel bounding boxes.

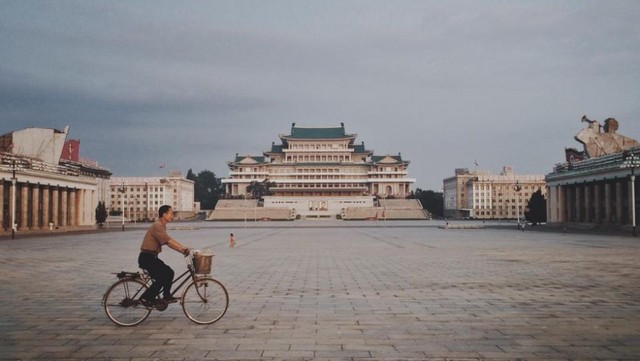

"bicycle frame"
[103,252,228,326]
[143,254,203,299]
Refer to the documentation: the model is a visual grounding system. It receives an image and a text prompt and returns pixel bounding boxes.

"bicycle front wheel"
[103,278,151,326]
[182,277,229,324]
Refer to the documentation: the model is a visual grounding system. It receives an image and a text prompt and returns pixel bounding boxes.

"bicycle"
[102,251,229,326]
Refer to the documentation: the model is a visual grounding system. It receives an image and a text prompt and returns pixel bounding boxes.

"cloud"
[1,1,639,189]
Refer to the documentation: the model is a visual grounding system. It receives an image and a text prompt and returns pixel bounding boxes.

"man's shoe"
[139,298,154,308]
[163,296,179,303]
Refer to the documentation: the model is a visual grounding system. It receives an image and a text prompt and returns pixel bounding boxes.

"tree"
[95,201,108,228]
[192,170,223,210]
[525,188,547,225]
[245,179,275,199]
[186,168,197,183]
[413,188,444,218]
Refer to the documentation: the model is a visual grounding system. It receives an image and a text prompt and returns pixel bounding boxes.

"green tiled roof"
[371,154,405,164]
[269,144,284,153]
[233,155,266,164]
[284,123,354,139]
[353,144,366,153]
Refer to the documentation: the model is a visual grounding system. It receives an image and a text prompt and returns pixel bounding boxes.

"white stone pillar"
[52,187,59,227]
[69,189,76,227]
[604,182,612,224]
[594,183,601,223]
[584,184,591,223]
[42,186,50,227]
[0,181,4,229]
[60,188,68,227]
[575,186,582,222]
[32,185,40,229]
[20,184,29,230]
[615,181,623,225]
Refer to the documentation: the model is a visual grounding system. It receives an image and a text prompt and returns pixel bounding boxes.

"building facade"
[546,117,639,229]
[223,123,416,199]
[0,126,111,233]
[443,166,546,220]
[109,171,195,221]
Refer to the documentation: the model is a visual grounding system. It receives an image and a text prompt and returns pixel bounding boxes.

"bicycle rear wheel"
[182,277,228,324]
[103,278,151,326]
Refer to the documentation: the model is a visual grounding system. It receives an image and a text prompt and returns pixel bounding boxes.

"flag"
[474,159,479,167]
[159,162,167,168]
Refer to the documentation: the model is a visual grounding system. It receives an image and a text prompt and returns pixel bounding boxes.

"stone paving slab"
[0,221,639,360]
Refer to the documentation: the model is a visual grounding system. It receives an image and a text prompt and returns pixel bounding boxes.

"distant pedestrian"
[229,233,236,248]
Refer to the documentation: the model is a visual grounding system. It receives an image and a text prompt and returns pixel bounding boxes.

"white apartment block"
[109,171,195,220]
[444,166,546,220]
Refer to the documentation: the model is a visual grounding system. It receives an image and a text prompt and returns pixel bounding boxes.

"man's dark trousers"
[138,252,174,301]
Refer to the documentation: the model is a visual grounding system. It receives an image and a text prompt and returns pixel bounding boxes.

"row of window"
[285,155,352,163]
[111,194,168,199]
[110,186,166,192]
[276,183,367,189]
[288,143,346,150]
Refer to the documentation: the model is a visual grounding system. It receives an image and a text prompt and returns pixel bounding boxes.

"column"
[32,185,40,229]
[52,187,59,226]
[575,186,582,222]
[20,184,28,230]
[629,177,635,226]
[69,189,76,227]
[77,189,84,226]
[594,183,601,223]
[9,181,15,231]
[558,185,566,222]
[566,186,574,222]
[584,184,591,223]
[604,182,612,224]
[0,181,4,230]
[615,181,623,225]
[42,186,50,228]
[60,188,68,227]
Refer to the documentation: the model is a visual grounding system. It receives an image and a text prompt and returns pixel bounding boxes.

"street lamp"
[11,159,17,239]
[514,180,522,230]
[120,182,126,231]
[622,152,640,236]
[244,192,249,229]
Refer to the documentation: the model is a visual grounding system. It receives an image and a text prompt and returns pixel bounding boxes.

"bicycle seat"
[115,271,143,279]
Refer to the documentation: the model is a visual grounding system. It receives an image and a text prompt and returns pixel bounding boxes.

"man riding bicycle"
[138,205,190,308]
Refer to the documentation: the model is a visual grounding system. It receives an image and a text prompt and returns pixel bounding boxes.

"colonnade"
[0,180,89,231]
[548,177,637,225]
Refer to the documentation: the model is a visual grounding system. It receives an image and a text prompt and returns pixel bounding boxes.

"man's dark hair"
[158,205,172,218]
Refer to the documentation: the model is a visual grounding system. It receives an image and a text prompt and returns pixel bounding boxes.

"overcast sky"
[1,1,639,190]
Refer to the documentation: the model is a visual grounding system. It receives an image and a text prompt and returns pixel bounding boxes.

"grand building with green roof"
[221,123,417,217]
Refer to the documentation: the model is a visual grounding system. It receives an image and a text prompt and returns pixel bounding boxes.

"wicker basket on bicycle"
[193,250,214,274]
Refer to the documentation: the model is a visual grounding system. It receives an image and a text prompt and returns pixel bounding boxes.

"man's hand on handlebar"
[182,247,190,256]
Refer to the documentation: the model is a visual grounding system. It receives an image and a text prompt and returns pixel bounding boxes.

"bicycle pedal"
[155,299,168,311]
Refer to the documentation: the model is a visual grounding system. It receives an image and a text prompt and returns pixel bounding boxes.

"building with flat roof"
[109,171,195,221]
[443,166,546,220]
[0,126,111,233]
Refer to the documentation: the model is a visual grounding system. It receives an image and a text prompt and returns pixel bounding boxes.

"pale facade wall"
[443,168,546,220]
[224,142,414,198]
[0,154,103,231]
[264,196,374,217]
[109,175,194,220]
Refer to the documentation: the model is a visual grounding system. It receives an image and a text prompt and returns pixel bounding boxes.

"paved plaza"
[0,221,639,360]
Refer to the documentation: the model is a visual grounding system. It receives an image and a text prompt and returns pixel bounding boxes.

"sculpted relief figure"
[575,115,639,158]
